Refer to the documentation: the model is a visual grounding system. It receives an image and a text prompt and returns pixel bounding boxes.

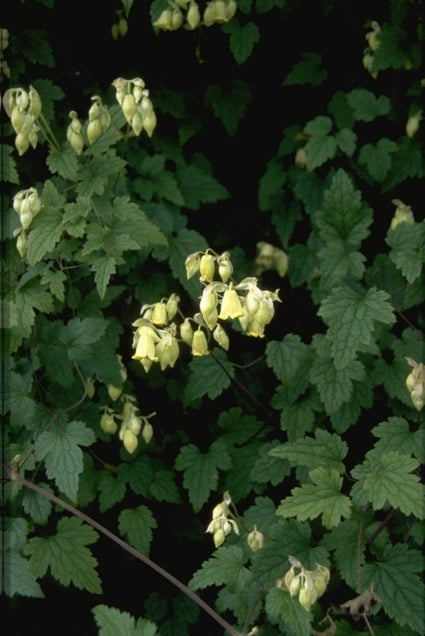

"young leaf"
[24,516,101,593]
[276,467,352,529]
[204,80,252,136]
[223,20,260,65]
[92,605,157,636]
[317,285,395,370]
[118,505,157,555]
[362,544,425,634]
[269,429,348,473]
[350,450,424,519]
[34,420,96,501]
[174,440,232,512]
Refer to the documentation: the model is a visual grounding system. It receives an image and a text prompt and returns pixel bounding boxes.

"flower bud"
[166,293,180,320]
[123,429,138,453]
[142,109,157,137]
[406,111,422,137]
[16,232,27,257]
[199,253,215,282]
[151,301,168,326]
[16,88,29,111]
[213,528,225,548]
[180,318,194,345]
[142,421,154,444]
[87,118,102,145]
[118,17,128,36]
[226,0,237,20]
[157,333,179,370]
[185,252,201,279]
[122,93,137,122]
[171,8,184,29]
[107,385,122,401]
[11,107,27,133]
[390,199,414,229]
[111,23,119,40]
[213,324,229,350]
[187,1,201,29]
[274,249,288,277]
[131,110,144,136]
[100,412,118,435]
[28,86,42,118]
[247,527,264,552]
[203,2,216,26]
[217,251,233,283]
[132,79,145,103]
[200,285,219,328]
[128,414,142,435]
[85,377,95,399]
[153,8,173,30]
[15,132,30,155]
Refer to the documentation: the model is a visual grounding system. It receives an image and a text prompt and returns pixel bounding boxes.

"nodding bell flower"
[87,95,110,145]
[213,324,229,350]
[218,284,244,320]
[186,1,201,29]
[132,321,161,363]
[156,328,180,370]
[185,252,201,279]
[405,357,425,411]
[247,526,264,552]
[166,293,180,321]
[67,111,84,155]
[280,556,330,613]
[191,327,209,356]
[199,252,216,283]
[150,301,168,326]
[180,318,194,345]
[217,251,233,283]
[206,492,239,548]
[200,284,219,330]
[390,199,415,229]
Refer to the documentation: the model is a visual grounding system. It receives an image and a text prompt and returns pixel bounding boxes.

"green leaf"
[304,116,337,170]
[318,241,366,289]
[276,467,352,529]
[184,349,235,404]
[270,429,348,473]
[250,441,291,485]
[283,52,327,87]
[273,393,317,440]
[8,370,37,429]
[320,519,365,590]
[118,506,157,555]
[91,256,117,300]
[167,228,207,298]
[21,28,54,66]
[59,317,107,361]
[26,207,64,266]
[93,605,157,636]
[189,545,248,590]
[255,0,285,12]
[2,551,44,598]
[24,517,101,593]
[223,20,260,65]
[77,155,127,197]
[316,168,373,245]
[371,417,425,464]
[176,164,229,210]
[371,25,411,72]
[265,335,312,400]
[318,286,395,370]
[204,80,252,136]
[149,468,181,503]
[362,544,425,633]
[346,88,391,121]
[335,128,357,156]
[34,420,96,501]
[40,266,67,302]
[310,336,365,413]
[98,472,126,512]
[351,450,424,519]
[383,136,424,191]
[46,145,80,181]
[175,440,232,512]
[258,158,287,212]
[265,587,313,635]
[358,138,397,182]
[1,144,19,183]
[386,222,425,283]
[118,459,153,498]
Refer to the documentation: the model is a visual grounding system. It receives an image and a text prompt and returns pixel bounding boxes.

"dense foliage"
[2,1,424,635]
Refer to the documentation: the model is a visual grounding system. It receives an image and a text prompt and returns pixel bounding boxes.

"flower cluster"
[112,77,157,137]
[12,187,42,257]
[205,492,239,548]
[100,397,155,454]
[86,95,111,145]
[405,357,424,411]
[277,556,330,612]
[131,248,281,372]
[153,0,237,32]
[3,85,42,155]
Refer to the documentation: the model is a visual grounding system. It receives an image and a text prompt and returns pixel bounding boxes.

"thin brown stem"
[8,470,244,636]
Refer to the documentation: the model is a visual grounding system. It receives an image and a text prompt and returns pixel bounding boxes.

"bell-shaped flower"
[191,328,209,356]
[213,324,229,350]
[132,324,160,361]
[156,330,180,370]
[180,318,194,345]
[200,284,219,330]
[199,253,215,282]
[151,301,168,326]
[218,285,243,320]
[185,252,201,279]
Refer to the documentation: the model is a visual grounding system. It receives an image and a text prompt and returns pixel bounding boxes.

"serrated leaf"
[98,472,126,512]
[318,241,366,289]
[371,25,410,72]
[24,517,101,593]
[304,116,337,170]
[276,467,352,529]
[318,286,395,369]
[270,429,348,472]
[351,450,424,518]
[26,206,64,266]
[383,136,424,191]
[92,605,158,636]
[34,420,96,500]
[77,155,127,197]
[1,144,19,183]
[118,505,157,555]
[265,587,313,635]
[59,317,107,361]
[371,417,424,464]
[174,439,231,512]
[22,28,54,66]
[189,545,248,590]
[40,267,67,302]
[362,544,425,633]
[320,519,364,590]
[386,222,425,283]
[250,441,291,485]
[283,52,327,87]
[316,168,373,245]
[118,459,153,498]
[347,88,391,122]
[335,128,357,156]
[358,138,397,182]
[223,20,260,64]
[205,80,252,136]
[2,551,44,598]
[184,349,235,404]
[91,256,116,300]
[46,145,80,181]
[176,164,229,210]
[274,394,317,440]
[8,370,37,429]
[149,468,181,503]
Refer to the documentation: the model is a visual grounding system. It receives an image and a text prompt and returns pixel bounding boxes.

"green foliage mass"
[3,0,424,635]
